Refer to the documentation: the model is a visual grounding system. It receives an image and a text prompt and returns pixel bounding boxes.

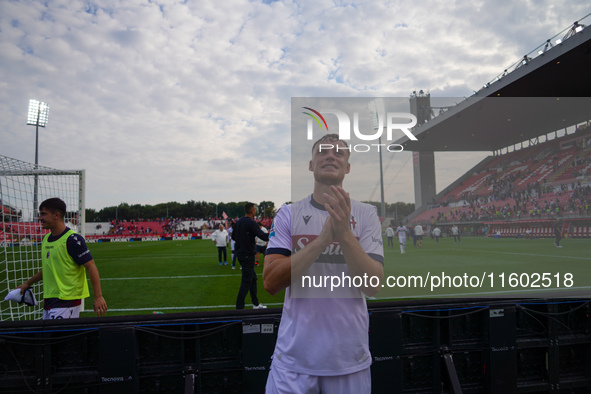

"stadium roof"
[396,23,591,152]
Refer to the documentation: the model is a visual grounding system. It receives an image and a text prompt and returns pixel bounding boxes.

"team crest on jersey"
[350,215,357,230]
[303,215,312,225]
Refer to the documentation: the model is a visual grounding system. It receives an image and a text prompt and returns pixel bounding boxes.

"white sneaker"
[253,304,267,309]
[232,266,236,269]
[557,245,563,248]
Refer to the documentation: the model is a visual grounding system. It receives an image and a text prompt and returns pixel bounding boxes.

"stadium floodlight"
[555,38,562,45]
[27,99,49,218]
[560,21,586,43]
[27,99,49,127]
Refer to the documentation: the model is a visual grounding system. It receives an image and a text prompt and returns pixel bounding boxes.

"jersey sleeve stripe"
[265,247,291,257]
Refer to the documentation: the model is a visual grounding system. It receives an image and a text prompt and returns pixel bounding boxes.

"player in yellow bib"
[16,198,107,319]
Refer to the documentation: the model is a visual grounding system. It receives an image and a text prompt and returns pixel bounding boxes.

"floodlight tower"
[27,99,49,218]
[368,99,386,219]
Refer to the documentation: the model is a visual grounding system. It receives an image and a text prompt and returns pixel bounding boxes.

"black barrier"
[0,299,589,393]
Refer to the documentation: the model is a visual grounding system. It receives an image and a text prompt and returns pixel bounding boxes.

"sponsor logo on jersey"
[292,235,347,264]
[303,215,312,225]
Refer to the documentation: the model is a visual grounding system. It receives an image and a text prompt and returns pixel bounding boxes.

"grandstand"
[397,18,591,245]
[408,126,591,235]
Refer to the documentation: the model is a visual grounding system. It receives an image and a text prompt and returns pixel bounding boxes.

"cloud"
[0,0,588,211]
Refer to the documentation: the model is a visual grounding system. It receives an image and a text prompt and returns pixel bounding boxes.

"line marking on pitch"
[100,274,242,280]
[374,285,591,300]
[85,303,284,312]
[458,248,591,260]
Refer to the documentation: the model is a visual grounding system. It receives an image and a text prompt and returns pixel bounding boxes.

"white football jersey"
[396,226,408,243]
[266,194,384,376]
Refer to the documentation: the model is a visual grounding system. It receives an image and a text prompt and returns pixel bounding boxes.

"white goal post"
[0,154,85,321]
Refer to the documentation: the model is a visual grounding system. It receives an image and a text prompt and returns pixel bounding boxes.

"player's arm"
[338,230,383,296]
[67,234,107,317]
[263,204,334,295]
[323,186,383,296]
[83,260,107,317]
[16,270,43,293]
[264,218,334,295]
[263,254,291,295]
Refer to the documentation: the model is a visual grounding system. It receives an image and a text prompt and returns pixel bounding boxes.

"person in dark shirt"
[553,218,563,248]
[232,202,269,309]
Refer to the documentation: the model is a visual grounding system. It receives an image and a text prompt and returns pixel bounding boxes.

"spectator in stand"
[211,224,229,266]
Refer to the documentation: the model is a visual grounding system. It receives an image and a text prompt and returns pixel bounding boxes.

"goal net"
[0,154,85,321]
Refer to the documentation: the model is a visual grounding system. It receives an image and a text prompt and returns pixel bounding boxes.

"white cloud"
[0,0,588,211]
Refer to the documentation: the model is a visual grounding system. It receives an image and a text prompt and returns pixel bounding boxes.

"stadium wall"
[1,298,589,393]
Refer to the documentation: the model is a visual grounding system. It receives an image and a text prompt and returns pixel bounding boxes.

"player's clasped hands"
[323,185,352,239]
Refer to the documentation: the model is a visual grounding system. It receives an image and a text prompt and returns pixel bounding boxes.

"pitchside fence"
[0,154,85,321]
[0,298,589,393]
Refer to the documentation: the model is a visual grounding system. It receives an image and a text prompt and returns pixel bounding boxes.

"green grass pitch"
[81,236,591,317]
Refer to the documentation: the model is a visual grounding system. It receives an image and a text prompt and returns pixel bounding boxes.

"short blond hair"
[311,133,350,157]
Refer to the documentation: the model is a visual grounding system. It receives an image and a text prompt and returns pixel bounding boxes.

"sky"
[1,0,589,212]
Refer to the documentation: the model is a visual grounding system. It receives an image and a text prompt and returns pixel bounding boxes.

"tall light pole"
[368,99,386,219]
[27,99,49,218]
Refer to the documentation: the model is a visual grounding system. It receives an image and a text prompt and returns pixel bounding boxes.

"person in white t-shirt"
[414,224,424,247]
[263,133,384,394]
[451,224,461,243]
[210,224,229,266]
[255,223,269,266]
[385,224,395,247]
[432,226,442,243]
[227,224,238,269]
[65,212,79,233]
